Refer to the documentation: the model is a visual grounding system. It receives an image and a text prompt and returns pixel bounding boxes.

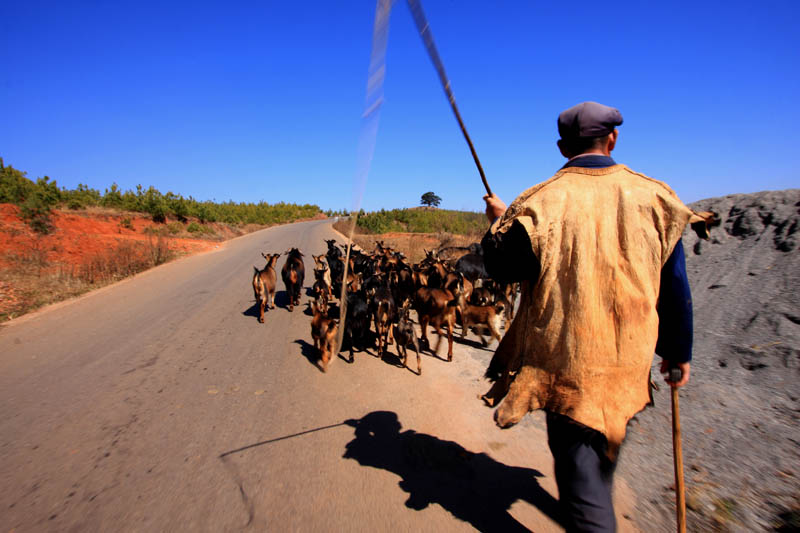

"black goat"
[455,252,487,283]
[281,248,305,312]
[341,289,371,363]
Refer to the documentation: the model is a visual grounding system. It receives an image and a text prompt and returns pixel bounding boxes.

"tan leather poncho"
[482,164,708,460]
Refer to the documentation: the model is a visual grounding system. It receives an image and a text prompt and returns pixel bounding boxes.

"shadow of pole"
[220,422,349,459]
[218,421,352,528]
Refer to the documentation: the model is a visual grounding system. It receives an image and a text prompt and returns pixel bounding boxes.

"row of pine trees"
[0,158,322,233]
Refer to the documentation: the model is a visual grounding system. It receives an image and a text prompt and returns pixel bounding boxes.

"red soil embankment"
[0,205,234,321]
[0,204,218,268]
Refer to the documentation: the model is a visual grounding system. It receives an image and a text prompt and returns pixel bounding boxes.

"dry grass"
[0,235,177,322]
[331,218,362,238]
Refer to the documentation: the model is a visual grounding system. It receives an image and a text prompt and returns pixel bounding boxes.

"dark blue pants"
[546,411,617,532]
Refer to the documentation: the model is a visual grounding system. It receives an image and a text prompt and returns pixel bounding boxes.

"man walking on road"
[480,102,704,531]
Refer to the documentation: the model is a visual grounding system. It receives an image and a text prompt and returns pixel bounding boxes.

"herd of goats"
[252,239,518,373]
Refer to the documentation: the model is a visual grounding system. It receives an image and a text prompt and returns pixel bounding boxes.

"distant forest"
[354,207,485,235]
[0,158,322,232]
[0,158,487,236]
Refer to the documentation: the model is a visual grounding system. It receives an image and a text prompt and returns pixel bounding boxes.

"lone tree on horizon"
[420,191,442,208]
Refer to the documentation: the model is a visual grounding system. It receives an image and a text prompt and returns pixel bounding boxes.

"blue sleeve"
[655,239,693,363]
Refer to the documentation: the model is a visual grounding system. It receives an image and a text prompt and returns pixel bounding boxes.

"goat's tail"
[378,300,391,323]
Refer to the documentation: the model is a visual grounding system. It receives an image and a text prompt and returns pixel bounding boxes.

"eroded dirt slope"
[620,189,799,531]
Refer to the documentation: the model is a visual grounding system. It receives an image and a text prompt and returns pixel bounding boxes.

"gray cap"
[558,101,623,139]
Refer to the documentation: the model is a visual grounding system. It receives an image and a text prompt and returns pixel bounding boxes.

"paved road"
[0,220,637,532]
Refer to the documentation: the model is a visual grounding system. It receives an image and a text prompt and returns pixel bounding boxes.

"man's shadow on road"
[342,411,564,532]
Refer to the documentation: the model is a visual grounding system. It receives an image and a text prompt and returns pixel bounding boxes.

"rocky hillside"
[619,189,800,531]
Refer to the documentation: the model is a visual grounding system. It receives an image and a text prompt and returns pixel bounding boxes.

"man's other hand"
[484,194,507,223]
[660,360,690,388]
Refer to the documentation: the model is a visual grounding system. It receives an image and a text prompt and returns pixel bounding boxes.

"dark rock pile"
[620,189,800,531]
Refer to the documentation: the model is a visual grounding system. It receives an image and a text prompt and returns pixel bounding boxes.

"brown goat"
[252,253,280,323]
[412,285,464,361]
[312,254,332,297]
[393,301,421,374]
[501,282,518,326]
[371,286,396,356]
[445,272,472,311]
[311,285,329,314]
[310,301,338,372]
[460,301,505,346]
[346,271,363,294]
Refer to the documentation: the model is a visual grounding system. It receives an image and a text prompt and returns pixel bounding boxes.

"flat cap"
[558,101,623,139]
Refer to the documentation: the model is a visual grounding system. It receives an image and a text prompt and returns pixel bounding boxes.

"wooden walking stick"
[670,367,687,533]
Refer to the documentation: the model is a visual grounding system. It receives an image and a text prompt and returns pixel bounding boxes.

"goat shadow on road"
[273,290,293,310]
[293,339,327,373]
[242,301,262,320]
[242,291,298,322]
[342,411,564,532]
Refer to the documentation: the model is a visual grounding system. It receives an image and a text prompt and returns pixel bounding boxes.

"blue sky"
[2,1,798,212]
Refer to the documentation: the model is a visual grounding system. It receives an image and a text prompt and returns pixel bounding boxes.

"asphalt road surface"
[0,220,638,532]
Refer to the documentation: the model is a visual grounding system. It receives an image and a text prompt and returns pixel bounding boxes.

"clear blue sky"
[2,1,798,212]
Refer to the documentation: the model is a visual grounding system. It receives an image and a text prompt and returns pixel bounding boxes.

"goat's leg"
[489,322,502,344]
[445,317,454,362]
[377,324,384,357]
[258,297,266,323]
[320,342,330,372]
[413,339,421,375]
[476,324,488,347]
[269,289,276,309]
[433,322,443,356]
[381,325,389,356]
[419,316,430,350]
[373,316,381,356]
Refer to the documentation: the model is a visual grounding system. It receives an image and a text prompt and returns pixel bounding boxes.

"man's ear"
[557,139,571,159]
[607,129,618,153]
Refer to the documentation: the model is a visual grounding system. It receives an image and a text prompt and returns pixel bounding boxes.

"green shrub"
[356,208,484,235]
[187,222,215,235]
[0,161,34,204]
[63,183,100,209]
[119,217,134,230]
[166,193,189,222]
[20,195,54,234]
[102,183,124,209]
[67,198,85,210]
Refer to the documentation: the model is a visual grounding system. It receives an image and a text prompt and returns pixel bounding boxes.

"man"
[480,102,705,531]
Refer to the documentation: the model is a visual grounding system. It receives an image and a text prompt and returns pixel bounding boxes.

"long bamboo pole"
[406,0,493,197]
